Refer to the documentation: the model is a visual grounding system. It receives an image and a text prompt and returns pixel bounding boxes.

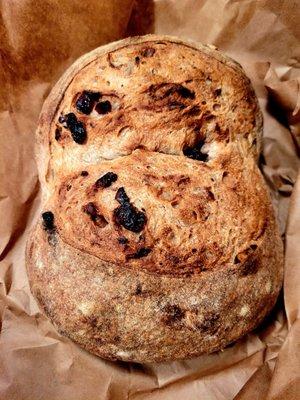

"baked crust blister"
[26,35,283,362]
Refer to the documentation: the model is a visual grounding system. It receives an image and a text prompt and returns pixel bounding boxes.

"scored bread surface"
[26,35,283,362]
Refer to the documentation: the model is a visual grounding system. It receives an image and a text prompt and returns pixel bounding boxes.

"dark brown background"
[0,1,299,399]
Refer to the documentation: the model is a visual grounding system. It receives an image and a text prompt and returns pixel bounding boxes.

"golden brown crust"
[26,35,282,362]
[52,149,270,275]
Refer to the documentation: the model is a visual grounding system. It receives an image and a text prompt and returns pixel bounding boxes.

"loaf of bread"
[26,35,283,362]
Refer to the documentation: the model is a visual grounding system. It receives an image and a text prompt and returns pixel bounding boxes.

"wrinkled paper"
[0,1,299,399]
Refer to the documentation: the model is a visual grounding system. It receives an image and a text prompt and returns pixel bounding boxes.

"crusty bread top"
[27,36,284,363]
[36,35,265,276]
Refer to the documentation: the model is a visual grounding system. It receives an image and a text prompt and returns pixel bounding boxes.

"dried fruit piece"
[95,172,118,188]
[58,115,66,125]
[94,214,108,228]
[55,128,61,141]
[42,211,55,231]
[83,202,98,220]
[127,247,151,259]
[115,187,130,205]
[75,91,100,114]
[82,202,108,227]
[141,47,155,57]
[183,140,208,162]
[114,203,147,233]
[118,236,128,244]
[65,113,87,144]
[114,188,147,232]
[95,100,112,115]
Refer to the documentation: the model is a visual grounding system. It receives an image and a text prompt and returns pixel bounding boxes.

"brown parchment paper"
[0,1,299,399]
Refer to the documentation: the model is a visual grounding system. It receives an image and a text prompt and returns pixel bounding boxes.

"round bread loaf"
[26,35,283,363]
